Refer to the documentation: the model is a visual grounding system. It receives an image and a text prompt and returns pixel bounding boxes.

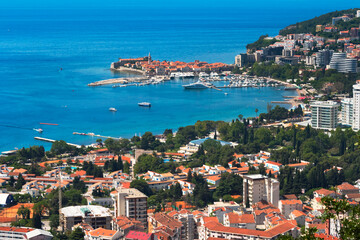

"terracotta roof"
[314,188,335,196]
[126,231,152,240]
[315,233,339,240]
[280,199,302,205]
[290,210,306,218]
[0,227,34,233]
[337,182,358,191]
[87,228,117,237]
[204,220,296,238]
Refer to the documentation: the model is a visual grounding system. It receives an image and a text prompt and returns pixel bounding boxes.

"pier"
[88,77,149,86]
[34,137,82,148]
[271,101,292,104]
[73,132,122,140]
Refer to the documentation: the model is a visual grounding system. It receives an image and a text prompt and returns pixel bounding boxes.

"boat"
[183,81,211,89]
[33,128,43,133]
[109,107,117,112]
[138,102,151,107]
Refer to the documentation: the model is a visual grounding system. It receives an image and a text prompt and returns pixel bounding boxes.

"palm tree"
[255,108,259,118]
[238,114,243,121]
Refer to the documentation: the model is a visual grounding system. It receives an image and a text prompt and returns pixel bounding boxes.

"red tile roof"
[126,231,152,240]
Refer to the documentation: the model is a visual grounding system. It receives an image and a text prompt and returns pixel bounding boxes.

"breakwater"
[88,77,149,86]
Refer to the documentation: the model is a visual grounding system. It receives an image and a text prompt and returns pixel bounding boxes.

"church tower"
[148,52,151,64]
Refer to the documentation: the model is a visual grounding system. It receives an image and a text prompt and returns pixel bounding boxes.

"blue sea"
[0,6,351,151]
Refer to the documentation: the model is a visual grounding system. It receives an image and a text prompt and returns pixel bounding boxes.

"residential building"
[112,188,148,227]
[26,229,53,240]
[310,101,339,130]
[200,220,299,240]
[0,227,34,240]
[60,205,112,230]
[341,98,353,126]
[329,53,357,73]
[85,228,121,240]
[223,212,256,229]
[148,212,183,239]
[336,182,359,195]
[125,231,155,240]
[243,174,280,208]
[315,49,333,67]
[279,200,303,218]
[353,83,360,131]
[357,10,360,18]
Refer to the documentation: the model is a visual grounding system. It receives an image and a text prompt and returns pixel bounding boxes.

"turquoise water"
[0,6,348,151]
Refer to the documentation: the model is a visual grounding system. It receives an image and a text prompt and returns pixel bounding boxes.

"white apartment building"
[243,174,280,208]
[310,101,339,130]
[341,98,353,126]
[353,83,360,131]
[60,205,112,230]
[112,188,148,227]
[357,10,360,18]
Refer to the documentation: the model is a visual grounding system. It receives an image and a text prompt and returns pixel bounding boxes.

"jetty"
[88,77,149,87]
[34,137,82,148]
[73,132,121,140]
[271,101,292,104]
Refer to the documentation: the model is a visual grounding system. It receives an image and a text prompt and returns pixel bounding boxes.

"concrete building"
[310,101,339,130]
[315,49,333,68]
[329,53,357,73]
[112,188,148,227]
[148,212,183,240]
[353,83,360,131]
[279,200,303,218]
[341,98,353,126]
[243,174,280,208]
[0,227,53,240]
[60,205,112,230]
[357,10,360,18]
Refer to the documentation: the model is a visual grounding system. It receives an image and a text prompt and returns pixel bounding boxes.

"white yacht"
[109,107,117,112]
[138,102,151,107]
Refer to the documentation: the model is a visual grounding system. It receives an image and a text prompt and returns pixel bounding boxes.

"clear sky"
[2,0,359,10]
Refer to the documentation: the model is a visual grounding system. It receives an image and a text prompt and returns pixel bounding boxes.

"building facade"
[353,83,360,131]
[341,98,353,126]
[60,205,112,230]
[310,101,339,130]
[112,188,148,227]
[329,53,357,73]
[243,174,280,208]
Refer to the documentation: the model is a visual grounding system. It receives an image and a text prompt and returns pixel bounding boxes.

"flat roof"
[244,174,267,180]
[60,205,111,218]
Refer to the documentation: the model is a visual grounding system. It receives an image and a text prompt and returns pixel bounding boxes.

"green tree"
[130,179,153,196]
[32,213,42,229]
[15,174,26,190]
[49,214,59,230]
[69,227,85,240]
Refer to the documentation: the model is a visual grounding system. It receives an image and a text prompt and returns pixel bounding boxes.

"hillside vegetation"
[279,8,359,35]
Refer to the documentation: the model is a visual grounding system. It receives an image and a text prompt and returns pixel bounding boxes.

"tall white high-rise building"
[310,101,339,130]
[352,83,360,131]
[341,98,353,126]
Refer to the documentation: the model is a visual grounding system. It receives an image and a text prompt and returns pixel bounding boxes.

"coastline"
[110,66,146,75]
